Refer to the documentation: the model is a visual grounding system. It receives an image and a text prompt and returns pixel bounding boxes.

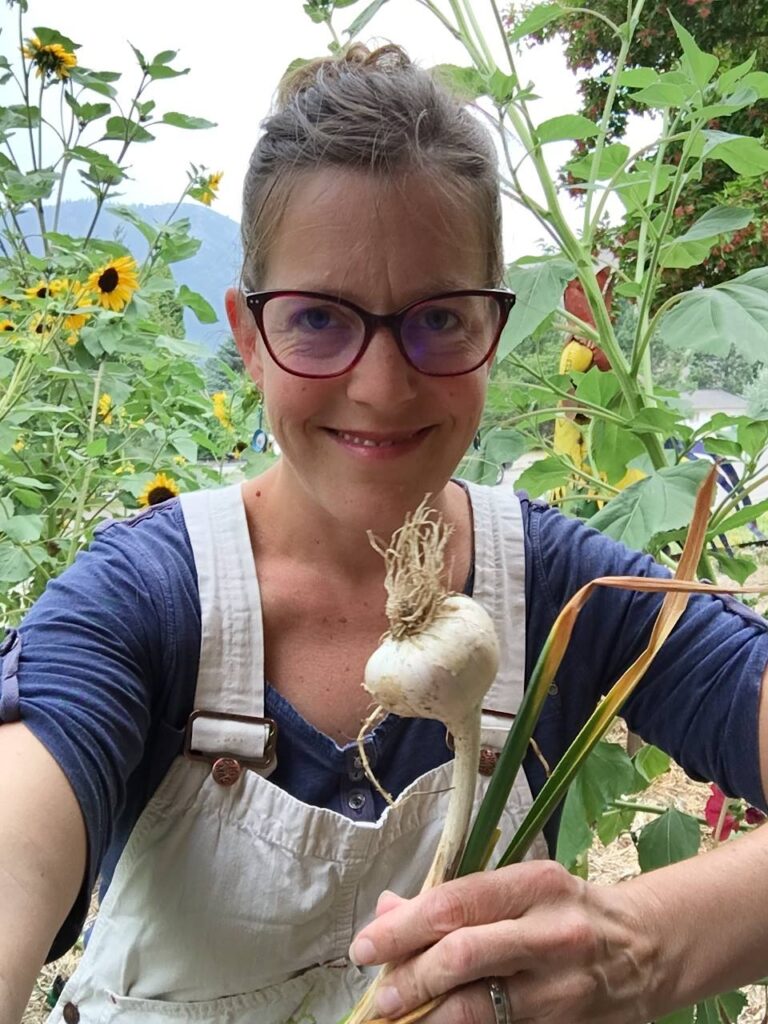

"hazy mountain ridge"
[37,200,242,351]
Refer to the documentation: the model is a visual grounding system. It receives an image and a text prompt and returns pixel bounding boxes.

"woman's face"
[229,168,494,526]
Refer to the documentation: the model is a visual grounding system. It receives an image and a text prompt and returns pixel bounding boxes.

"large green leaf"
[659,266,768,363]
[536,115,599,144]
[556,742,637,870]
[514,455,569,497]
[0,514,43,544]
[670,14,719,89]
[587,461,710,550]
[695,991,748,1024]
[0,541,35,584]
[637,808,701,872]
[507,2,563,42]
[568,142,629,182]
[178,285,217,324]
[634,745,671,784]
[660,207,754,269]
[431,64,486,101]
[701,130,768,176]
[500,258,575,355]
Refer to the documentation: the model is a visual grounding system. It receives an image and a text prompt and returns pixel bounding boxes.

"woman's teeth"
[335,431,417,447]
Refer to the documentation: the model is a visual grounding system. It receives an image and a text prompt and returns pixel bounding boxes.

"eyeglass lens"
[261,294,502,376]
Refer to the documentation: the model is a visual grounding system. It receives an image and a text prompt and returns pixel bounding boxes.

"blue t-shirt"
[2,490,767,962]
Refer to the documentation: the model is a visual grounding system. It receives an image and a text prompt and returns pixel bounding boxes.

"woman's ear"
[226,288,263,388]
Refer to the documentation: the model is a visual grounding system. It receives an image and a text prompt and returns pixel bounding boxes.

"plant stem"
[64,361,104,567]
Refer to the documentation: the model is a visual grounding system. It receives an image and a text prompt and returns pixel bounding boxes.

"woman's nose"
[344,326,419,406]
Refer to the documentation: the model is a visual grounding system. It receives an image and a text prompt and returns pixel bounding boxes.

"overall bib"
[49,481,547,1024]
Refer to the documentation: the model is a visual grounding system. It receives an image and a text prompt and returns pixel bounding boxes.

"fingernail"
[375,986,404,1018]
[349,936,377,966]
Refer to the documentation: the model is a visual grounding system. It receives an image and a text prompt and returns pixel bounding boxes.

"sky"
[0,1,656,260]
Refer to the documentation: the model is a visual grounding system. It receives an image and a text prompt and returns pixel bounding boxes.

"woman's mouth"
[324,426,433,457]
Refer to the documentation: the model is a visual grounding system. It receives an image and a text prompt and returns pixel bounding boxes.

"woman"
[2,45,767,1024]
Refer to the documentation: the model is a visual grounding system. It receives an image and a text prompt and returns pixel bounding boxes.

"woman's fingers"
[350,861,579,966]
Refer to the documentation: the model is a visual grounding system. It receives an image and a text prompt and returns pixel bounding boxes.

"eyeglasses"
[243,288,516,379]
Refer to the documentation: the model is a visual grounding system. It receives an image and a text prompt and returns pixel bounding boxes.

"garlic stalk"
[346,499,500,1024]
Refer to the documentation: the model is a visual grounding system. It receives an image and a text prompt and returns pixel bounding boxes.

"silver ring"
[487,976,512,1024]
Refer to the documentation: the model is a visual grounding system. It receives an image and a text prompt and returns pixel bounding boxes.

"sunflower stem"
[64,360,104,567]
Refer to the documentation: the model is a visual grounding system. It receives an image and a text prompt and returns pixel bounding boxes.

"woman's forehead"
[261,167,487,296]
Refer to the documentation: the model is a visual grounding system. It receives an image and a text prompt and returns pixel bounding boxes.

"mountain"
[23,200,242,351]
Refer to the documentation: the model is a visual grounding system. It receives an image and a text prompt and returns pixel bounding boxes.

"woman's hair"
[240,43,502,289]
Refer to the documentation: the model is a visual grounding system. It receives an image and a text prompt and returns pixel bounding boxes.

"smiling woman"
[2,37,768,1024]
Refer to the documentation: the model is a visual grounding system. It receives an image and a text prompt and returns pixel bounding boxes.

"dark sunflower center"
[147,485,175,506]
[36,286,49,298]
[98,267,119,293]
[3,324,14,331]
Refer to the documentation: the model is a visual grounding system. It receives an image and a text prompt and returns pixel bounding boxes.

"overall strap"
[464,482,527,750]
[179,485,276,776]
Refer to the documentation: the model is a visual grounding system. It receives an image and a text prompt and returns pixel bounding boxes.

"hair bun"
[277,43,412,109]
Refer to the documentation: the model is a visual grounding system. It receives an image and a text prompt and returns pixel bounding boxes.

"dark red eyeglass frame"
[243,288,517,379]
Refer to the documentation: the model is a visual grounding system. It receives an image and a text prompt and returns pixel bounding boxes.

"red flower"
[745,806,766,826]
[704,784,739,840]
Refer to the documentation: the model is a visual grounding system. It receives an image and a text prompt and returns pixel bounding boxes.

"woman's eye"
[418,308,460,331]
[297,307,334,330]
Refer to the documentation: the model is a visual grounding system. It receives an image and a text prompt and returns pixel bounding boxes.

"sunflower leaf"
[161,112,216,131]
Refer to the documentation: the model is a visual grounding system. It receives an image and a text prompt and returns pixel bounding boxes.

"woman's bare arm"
[0,722,87,1024]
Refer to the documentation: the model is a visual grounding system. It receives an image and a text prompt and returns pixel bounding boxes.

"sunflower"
[114,462,135,476]
[138,472,180,508]
[87,256,139,312]
[64,285,92,332]
[22,36,77,80]
[0,319,15,333]
[211,390,232,429]
[12,435,25,452]
[25,278,67,301]
[97,393,113,425]
[191,170,223,207]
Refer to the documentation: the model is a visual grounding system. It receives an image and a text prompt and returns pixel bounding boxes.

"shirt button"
[349,755,364,781]
[62,1003,80,1024]
[548,683,559,696]
[348,790,366,812]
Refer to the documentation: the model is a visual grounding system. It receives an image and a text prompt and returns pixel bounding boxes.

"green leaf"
[344,0,390,37]
[590,419,645,484]
[431,64,486,101]
[536,114,599,144]
[33,26,79,52]
[3,169,57,204]
[0,355,14,378]
[146,63,189,80]
[587,461,710,550]
[486,69,517,105]
[514,455,569,497]
[103,116,154,143]
[617,67,659,88]
[507,2,563,42]
[658,1007,694,1024]
[659,267,768,364]
[740,70,768,98]
[151,50,177,65]
[718,53,757,96]
[614,161,674,211]
[68,68,118,98]
[710,549,757,585]
[177,285,217,324]
[669,14,719,89]
[637,808,701,872]
[161,111,216,130]
[695,991,748,1024]
[108,205,157,246]
[738,418,768,458]
[626,406,683,435]
[556,742,637,869]
[702,438,742,460]
[631,82,689,108]
[568,142,629,182]
[170,431,198,464]
[595,806,635,846]
[0,514,43,544]
[702,131,768,177]
[0,541,35,584]
[500,257,575,355]
[634,745,671,784]
[85,437,107,457]
[714,497,768,534]
[660,207,754,269]
[64,95,111,124]
[573,367,621,407]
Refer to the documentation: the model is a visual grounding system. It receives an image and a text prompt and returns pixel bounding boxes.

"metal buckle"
[183,708,278,773]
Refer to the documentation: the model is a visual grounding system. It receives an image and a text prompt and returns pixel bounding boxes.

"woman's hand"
[349,861,661,1023]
